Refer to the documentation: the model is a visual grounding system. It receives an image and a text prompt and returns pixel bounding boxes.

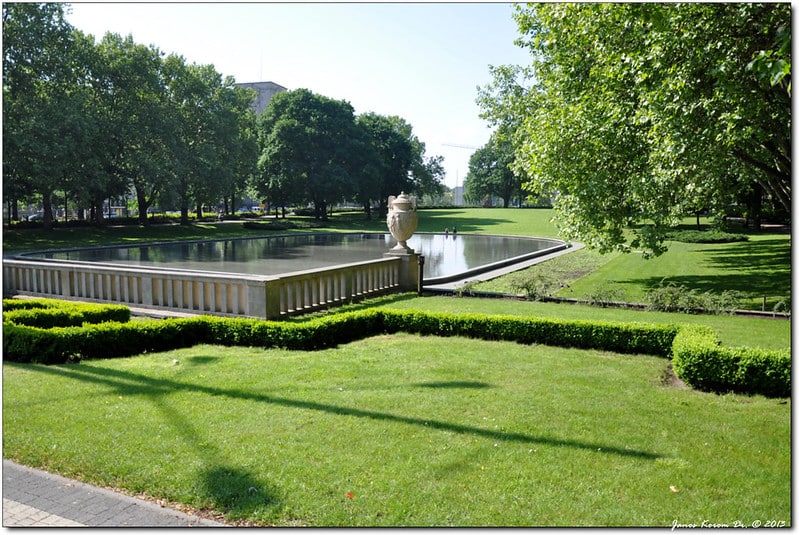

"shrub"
[378,309,679,357]
[3,298,66,311]
[773,297,791,315]
[666,230,748,243]
[645,280,742,314]
[672,326,790,398]
[509,272,559,300]
[584,286,625,307]
[2,298,788,398]
[3,323,77,364]
[3,302,131,328]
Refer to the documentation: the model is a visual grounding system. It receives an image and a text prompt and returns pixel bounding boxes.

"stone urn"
[386,192,418,252]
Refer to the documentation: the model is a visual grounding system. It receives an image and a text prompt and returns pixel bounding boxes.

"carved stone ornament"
[386,192,418,252]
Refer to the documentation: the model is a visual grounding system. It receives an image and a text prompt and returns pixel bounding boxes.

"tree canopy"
[464,133,522,208]
[4,4,445,227]
[257,89,445,220]
[479,3,790,256]
[3,3,262,227]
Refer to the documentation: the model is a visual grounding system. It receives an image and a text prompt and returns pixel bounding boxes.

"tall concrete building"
[236,81,287,115]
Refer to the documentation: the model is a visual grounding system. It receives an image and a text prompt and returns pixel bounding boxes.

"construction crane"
[442,143,480,150]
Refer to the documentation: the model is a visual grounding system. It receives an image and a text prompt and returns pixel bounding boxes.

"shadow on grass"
[627,239,791,296]
[187,356,222,365]
[14,362,662,461]
[201,465,281,517]
[416,381,491,389]
[416,209,514,233]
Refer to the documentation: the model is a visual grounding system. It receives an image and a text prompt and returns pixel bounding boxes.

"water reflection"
[30,233,563,280]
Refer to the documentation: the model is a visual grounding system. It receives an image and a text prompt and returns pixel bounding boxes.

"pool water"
[25,233,564,282]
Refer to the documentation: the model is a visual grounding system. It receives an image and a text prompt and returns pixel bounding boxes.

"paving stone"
[2,460,226,527]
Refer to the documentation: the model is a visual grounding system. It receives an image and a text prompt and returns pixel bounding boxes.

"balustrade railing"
[3,256,403,320]
[270,258,400,316]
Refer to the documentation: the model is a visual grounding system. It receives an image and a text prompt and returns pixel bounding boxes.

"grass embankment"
[3,335,790,526]
[555,235,791,311]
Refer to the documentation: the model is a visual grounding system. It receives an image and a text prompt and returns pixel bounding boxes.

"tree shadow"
[200,465,281,517]
[625,239,790,296]
[416,381,491,389]
[187,356,222,365]
[14,362,662,461]
[416,209,515,233]
[701,239,790,272]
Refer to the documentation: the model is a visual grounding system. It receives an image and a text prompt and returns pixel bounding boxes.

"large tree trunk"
[41,190,56,230]
[136,189,152,226]
[180,202,190,225]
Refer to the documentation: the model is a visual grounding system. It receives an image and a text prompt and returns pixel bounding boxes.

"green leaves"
[464,134,522,208]
[481,3,791,256]
[4,4,258,226]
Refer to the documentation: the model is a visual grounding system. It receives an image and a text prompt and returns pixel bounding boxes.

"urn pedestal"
[384,192,422,292]
[386,192,418,253]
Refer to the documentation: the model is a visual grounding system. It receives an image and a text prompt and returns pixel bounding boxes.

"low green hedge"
[2,299,789,398]
[671,326,791,398]
[3,299,130,328]
[666,230,748,243]
[378,310,679,357]
[2,308,679,362]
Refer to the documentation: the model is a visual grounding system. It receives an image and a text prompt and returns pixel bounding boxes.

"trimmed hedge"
[666,230,748,243]
[2,302,131,328]
[2,299,789,398]
[671,326,791,398]
[2,307,678,363]
[378,310,679,357]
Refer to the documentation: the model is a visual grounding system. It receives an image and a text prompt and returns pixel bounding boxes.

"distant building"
[236,81,287,115]
[453,186,464,206]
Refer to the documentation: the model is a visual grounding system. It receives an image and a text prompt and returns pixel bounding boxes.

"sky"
[65,2,532,190]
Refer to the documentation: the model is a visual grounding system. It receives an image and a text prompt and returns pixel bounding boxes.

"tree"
[218,84,259,216]
[257,89,361,220]
[79,32,169,225]
[464,134,522,208]
[480,3,790,255]
[352,113,446,219]
[163,56,237,224]
[2,3,85,228]
[355,113,413,219]
[405,127,446,203]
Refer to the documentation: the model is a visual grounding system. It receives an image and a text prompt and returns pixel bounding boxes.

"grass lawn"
[351,295,790,350]
[2,208,791,526]
[3,335,790,526]
[559,234,791,311]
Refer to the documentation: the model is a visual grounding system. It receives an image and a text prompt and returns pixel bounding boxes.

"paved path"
[3,459,226,527]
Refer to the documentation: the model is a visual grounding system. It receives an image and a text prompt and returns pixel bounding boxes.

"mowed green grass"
[2,209,791,526]
[3,335,790,526]
[560,234,791,310]
[361,295,790,349]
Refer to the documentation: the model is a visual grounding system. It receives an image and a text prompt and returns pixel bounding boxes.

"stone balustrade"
[2,256,403,320]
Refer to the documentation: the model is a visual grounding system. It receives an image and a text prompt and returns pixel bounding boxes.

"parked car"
[27,213,44,221]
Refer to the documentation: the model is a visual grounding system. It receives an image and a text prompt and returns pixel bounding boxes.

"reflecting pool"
[23,233,565,282]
